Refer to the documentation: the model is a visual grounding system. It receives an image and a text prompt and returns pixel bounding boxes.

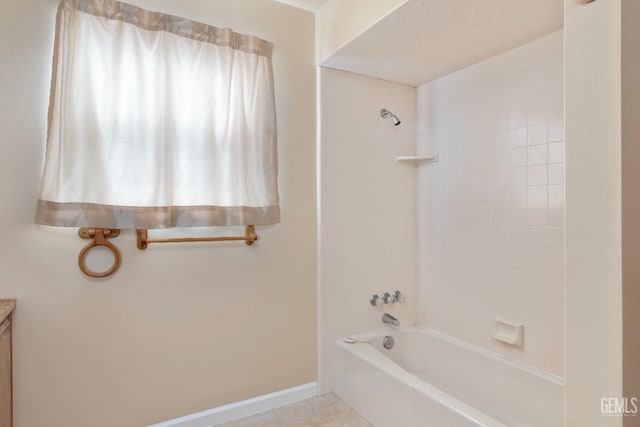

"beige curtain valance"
[66,0,273,57]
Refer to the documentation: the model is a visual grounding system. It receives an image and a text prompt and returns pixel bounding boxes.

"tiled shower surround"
[417,31,564,376]
[319,67,417,392]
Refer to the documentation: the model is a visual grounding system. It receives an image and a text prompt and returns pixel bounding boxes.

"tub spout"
[382,313,400,327]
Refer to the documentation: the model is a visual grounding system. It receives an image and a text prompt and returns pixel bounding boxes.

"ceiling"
[274,0,328,12]
[321,0,564,87]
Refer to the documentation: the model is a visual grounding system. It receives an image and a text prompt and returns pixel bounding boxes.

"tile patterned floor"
[216,393,373,427]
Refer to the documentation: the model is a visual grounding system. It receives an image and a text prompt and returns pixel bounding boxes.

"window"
[37,0,280,229]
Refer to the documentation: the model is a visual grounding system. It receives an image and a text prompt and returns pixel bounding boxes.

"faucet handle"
[370,294,382,307]
[393,290,406,303]
[382,292,393,304]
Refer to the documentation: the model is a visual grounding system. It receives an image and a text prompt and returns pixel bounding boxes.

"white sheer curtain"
[36,0,279,229]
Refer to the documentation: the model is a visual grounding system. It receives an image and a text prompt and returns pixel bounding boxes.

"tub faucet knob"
[382,292,393,304]
[393,290,406,303]
[370,294,382,307]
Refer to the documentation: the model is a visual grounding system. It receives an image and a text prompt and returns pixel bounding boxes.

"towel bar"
[74,226,257,278]
[136,225,258,250]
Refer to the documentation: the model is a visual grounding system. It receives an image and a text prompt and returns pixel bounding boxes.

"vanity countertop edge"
[0,299,16,324]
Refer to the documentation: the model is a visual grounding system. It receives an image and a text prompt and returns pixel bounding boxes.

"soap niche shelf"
[395,153,439,164]
[492,317,524,347]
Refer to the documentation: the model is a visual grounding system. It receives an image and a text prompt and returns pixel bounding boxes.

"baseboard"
[148,382,318,427]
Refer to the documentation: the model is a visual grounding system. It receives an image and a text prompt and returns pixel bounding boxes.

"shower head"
[380,108,401,126]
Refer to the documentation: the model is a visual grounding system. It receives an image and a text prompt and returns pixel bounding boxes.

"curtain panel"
[36,0,279,229]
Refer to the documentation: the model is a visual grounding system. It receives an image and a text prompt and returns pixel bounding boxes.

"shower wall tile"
[416,31,564,377]
[319,67,418,393]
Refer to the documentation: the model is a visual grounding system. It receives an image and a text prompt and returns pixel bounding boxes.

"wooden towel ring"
[77,228,122,278]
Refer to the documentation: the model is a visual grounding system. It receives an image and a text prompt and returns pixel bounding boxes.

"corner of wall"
[315,0,408,65]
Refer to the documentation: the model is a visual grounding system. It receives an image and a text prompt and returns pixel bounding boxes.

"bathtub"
[332,326,564,427]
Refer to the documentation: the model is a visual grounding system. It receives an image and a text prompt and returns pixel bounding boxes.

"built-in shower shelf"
[395,153,439,164]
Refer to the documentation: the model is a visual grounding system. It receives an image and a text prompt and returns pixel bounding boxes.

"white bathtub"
[332,326,564,427]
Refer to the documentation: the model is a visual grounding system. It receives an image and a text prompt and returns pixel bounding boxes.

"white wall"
[416,31,565,376]
[0,1,317,426]
[316,0,407,64]
[565,0,623,425]
[319,67,417,393]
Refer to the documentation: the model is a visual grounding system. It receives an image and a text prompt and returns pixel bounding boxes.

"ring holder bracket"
[78,228,122,278]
